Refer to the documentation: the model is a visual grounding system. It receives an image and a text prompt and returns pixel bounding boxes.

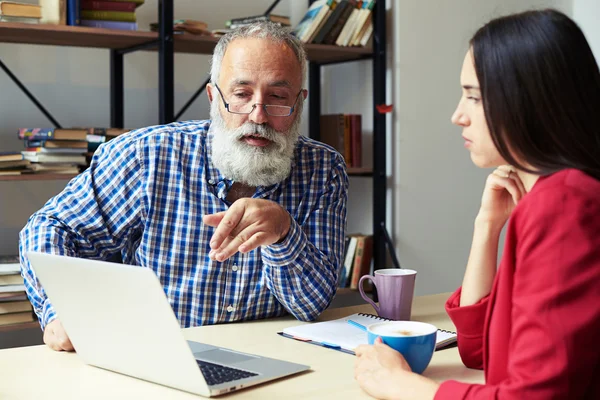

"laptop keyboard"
[196,359,258,386]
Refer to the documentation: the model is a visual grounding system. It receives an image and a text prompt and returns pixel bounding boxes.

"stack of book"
[294,0,375,47]
[149,19,209,36]
[16,127,128,175]
[0,152,30,176]
[217,13,291,36]
[0,1,42,24]
[0,255,34,328]
[79,0,145,30]
[319,113,363,168]
[337,234,373,289]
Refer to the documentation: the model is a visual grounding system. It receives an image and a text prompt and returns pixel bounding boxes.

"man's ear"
[206,83,214,102]
[302,89,308,100]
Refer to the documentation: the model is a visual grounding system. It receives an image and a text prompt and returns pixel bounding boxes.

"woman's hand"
[477,166,527,227]
[355,338,440,400]
[355,338,409,399]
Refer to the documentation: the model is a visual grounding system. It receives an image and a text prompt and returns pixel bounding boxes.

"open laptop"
[27,251,310,397]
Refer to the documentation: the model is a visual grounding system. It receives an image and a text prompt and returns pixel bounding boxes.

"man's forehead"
[219,38,301,86]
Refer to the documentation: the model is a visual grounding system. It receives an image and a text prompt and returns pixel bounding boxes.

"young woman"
[354,9,600,400]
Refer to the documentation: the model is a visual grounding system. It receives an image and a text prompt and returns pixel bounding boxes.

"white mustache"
[234,123,278,142]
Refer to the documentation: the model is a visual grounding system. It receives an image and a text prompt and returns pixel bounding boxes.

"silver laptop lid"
[27,251,211,397]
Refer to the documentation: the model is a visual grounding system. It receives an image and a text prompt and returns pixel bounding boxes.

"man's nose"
[248,104,269,125]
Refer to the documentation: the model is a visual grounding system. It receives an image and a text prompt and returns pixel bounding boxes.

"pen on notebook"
[347,319,367,332]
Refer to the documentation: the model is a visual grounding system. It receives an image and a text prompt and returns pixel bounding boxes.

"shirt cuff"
[434,380,473,400]
[261,217,306,267]
[41,298,57,331]
[446,287,489,338]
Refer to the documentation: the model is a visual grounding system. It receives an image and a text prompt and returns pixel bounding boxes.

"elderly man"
[19,22,348,351]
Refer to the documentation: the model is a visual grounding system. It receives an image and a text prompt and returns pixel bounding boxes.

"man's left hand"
[203,198,291,262]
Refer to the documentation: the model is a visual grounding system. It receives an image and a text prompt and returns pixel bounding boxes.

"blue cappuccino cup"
[367,321,437,374]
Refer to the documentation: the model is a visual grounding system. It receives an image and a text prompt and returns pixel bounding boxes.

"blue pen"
[347,319,367,332]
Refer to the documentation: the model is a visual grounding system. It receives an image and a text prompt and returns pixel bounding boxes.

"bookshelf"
[0,173,77,182]
[0,23,372,63]
[305,0,388,282]
[0,0,387,339]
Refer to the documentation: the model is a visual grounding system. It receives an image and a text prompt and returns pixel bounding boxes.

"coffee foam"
[368,321,437,337]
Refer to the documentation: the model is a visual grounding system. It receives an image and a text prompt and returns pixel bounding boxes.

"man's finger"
[209,205,245,250]
[213,225,260,262]
[203,211,227,228]
[209,235,234,260]
[57,335,74,351]
[238,231,268,253]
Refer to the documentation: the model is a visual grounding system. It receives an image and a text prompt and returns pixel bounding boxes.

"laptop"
[27,251,310,397]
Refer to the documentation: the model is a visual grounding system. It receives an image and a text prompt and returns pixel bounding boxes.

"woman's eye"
[467,96,480,103]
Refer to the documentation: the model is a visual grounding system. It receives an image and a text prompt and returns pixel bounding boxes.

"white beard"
[209,100,302,187]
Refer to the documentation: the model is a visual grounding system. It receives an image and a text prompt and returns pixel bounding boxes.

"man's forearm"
[19,214,74,329]
[262,219,338,320]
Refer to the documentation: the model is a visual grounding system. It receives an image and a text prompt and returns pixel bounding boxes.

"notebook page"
[283,313,374,351]
[282,313,457,352]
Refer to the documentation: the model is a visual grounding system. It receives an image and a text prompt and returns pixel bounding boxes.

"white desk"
[0,293,483,399]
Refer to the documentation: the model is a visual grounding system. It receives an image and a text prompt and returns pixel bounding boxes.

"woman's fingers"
[492,166,526,204]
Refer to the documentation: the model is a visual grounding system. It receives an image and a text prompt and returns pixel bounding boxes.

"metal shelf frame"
[1,0,390,273]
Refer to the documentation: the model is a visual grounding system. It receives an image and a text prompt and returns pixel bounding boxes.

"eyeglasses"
[214,84,303,117]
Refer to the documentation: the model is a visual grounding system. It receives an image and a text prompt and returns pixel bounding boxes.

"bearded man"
[19,22,348,352]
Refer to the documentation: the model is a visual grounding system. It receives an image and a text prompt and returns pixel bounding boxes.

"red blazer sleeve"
[437,186,600,399]
[445,288,488,370]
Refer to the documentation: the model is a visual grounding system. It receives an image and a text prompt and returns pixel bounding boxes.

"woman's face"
[451,50,506,168]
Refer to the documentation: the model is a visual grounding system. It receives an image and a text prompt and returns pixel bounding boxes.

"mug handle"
[358,275,379,315]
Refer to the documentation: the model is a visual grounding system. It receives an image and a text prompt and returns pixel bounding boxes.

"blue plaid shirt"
[19,120,348,330]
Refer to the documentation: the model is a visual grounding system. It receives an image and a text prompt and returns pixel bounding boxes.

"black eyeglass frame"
[214,84,303,117]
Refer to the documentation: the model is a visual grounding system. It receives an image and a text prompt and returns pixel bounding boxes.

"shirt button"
[226,305,235,312]
[232,264,238,272]
[208,179,215,185]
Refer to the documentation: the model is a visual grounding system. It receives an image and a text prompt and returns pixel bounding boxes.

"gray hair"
[210,22,307,87]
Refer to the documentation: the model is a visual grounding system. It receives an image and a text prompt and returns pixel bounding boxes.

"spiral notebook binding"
[357,313,457,334]
[358,312,392,321]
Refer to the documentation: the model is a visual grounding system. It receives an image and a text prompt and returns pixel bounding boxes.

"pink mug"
[358,269,417,320]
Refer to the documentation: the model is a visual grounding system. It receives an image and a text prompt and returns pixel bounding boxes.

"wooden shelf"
[0,173,77,181]
[336,287,372,295]
[0,23,372,63]
[0,22,156,49]
[0,321,39,333]
[347,167,373,176]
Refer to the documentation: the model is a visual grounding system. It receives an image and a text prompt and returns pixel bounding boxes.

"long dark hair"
[471,9,600,180]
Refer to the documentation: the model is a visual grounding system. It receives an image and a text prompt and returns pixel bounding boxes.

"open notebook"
[279,313,457,355]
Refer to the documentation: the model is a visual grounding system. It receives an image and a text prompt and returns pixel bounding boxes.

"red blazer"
[435,169,600,399]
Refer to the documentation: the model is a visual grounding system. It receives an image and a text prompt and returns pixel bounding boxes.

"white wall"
[391,0,574,295]
[574,0,600,61]
[0,0,291,254]
[288,1,375,236]
[3,0,597,298]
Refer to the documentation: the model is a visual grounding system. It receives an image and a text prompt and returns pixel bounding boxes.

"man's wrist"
[276,210,292,244]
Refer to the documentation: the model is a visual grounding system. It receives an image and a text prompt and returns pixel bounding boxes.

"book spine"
[17,128,55,141]
[80,19,137,30]
[323,0,356,45]
[66,0,80,25]
[80,0,137,12]
[343,115,352,167]
[103,0,144,4]
[80,10,136,22]
[350,236,365,289]
[229,15,270,25]
[350,114,362,168]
